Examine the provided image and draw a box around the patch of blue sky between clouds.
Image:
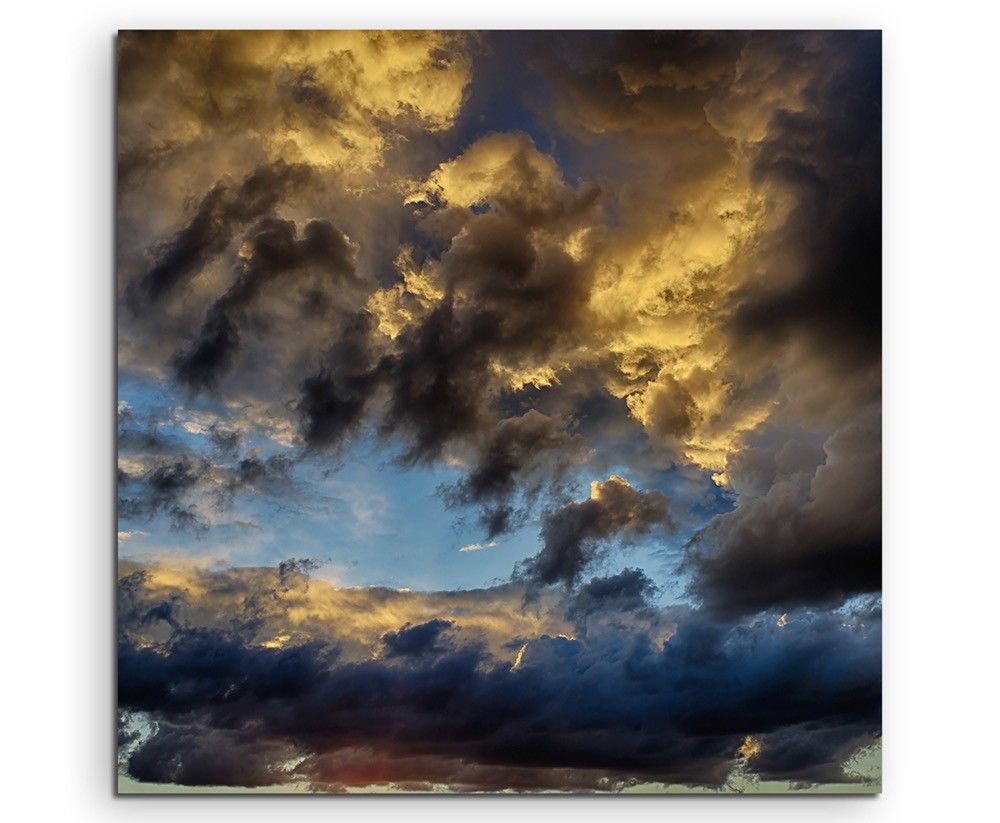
[119,370,728,600]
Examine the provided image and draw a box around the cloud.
[372,203,597,464]
[411,131,601,227]
[118,458,211,532]
[686,406,881,618]
[125,724,298,788]
[535,31,747,137]
[721,31,882,424]
[566,567,658,621]
[381,618,454,658]
[563,568,671,643]
[117,413,299,533]
[116,560,570,659]
[172,216,357,391]
[459,541,497,553]
[126,162,312,310]
[521,31,881,476]
[120,31,881,495]
[295,311,383,451]
[116,31,478,455]
[117,31,473,177]
[443,410,587,538]
[117,560,880,792]
[518,475,674,588]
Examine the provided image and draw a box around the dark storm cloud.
[234,558,321,636]
[126,724,297,788]
[478,505,515,542]
[296,311,383,451]
[172,216,356,391]
[217,453,294,504]
[652,609,880,739]
[749,724,880,785]
[520,29,884,618]
[117,567,879,791]
[727,31,881,374]
[563,568,671,643]
[449,412,581,503]
[609,31,748,91]
[126,162,312,309]
[566,568,658,622]
[686,407,881,618]
[169,309,239,394]
[537,31,748,135]
[518,476,674,588]
[381,619,454,658]
[722,438,826,500]
[376,298,495,461]
[495,367,677,504]
[117,405,188,458]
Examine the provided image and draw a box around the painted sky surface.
[116,30,881,794]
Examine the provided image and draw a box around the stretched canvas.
[116,30,882,794]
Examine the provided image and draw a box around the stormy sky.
[116,30,881,793]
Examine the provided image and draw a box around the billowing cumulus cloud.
[117,30,881,793]
[117,30,472,178]
[686,406,881,618]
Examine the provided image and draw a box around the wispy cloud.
[459,540,497,553]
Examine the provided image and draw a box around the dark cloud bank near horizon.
[118,563,880,791]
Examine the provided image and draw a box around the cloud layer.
[118,562,880,791]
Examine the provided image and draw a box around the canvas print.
[116,30,881,794]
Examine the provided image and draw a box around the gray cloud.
[117,562,880,791]
[172,216,356,391]
[126,162,312,310]
[686,406,881,618]
[519,476,674,588]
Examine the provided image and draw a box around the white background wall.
[2,2,996,820]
